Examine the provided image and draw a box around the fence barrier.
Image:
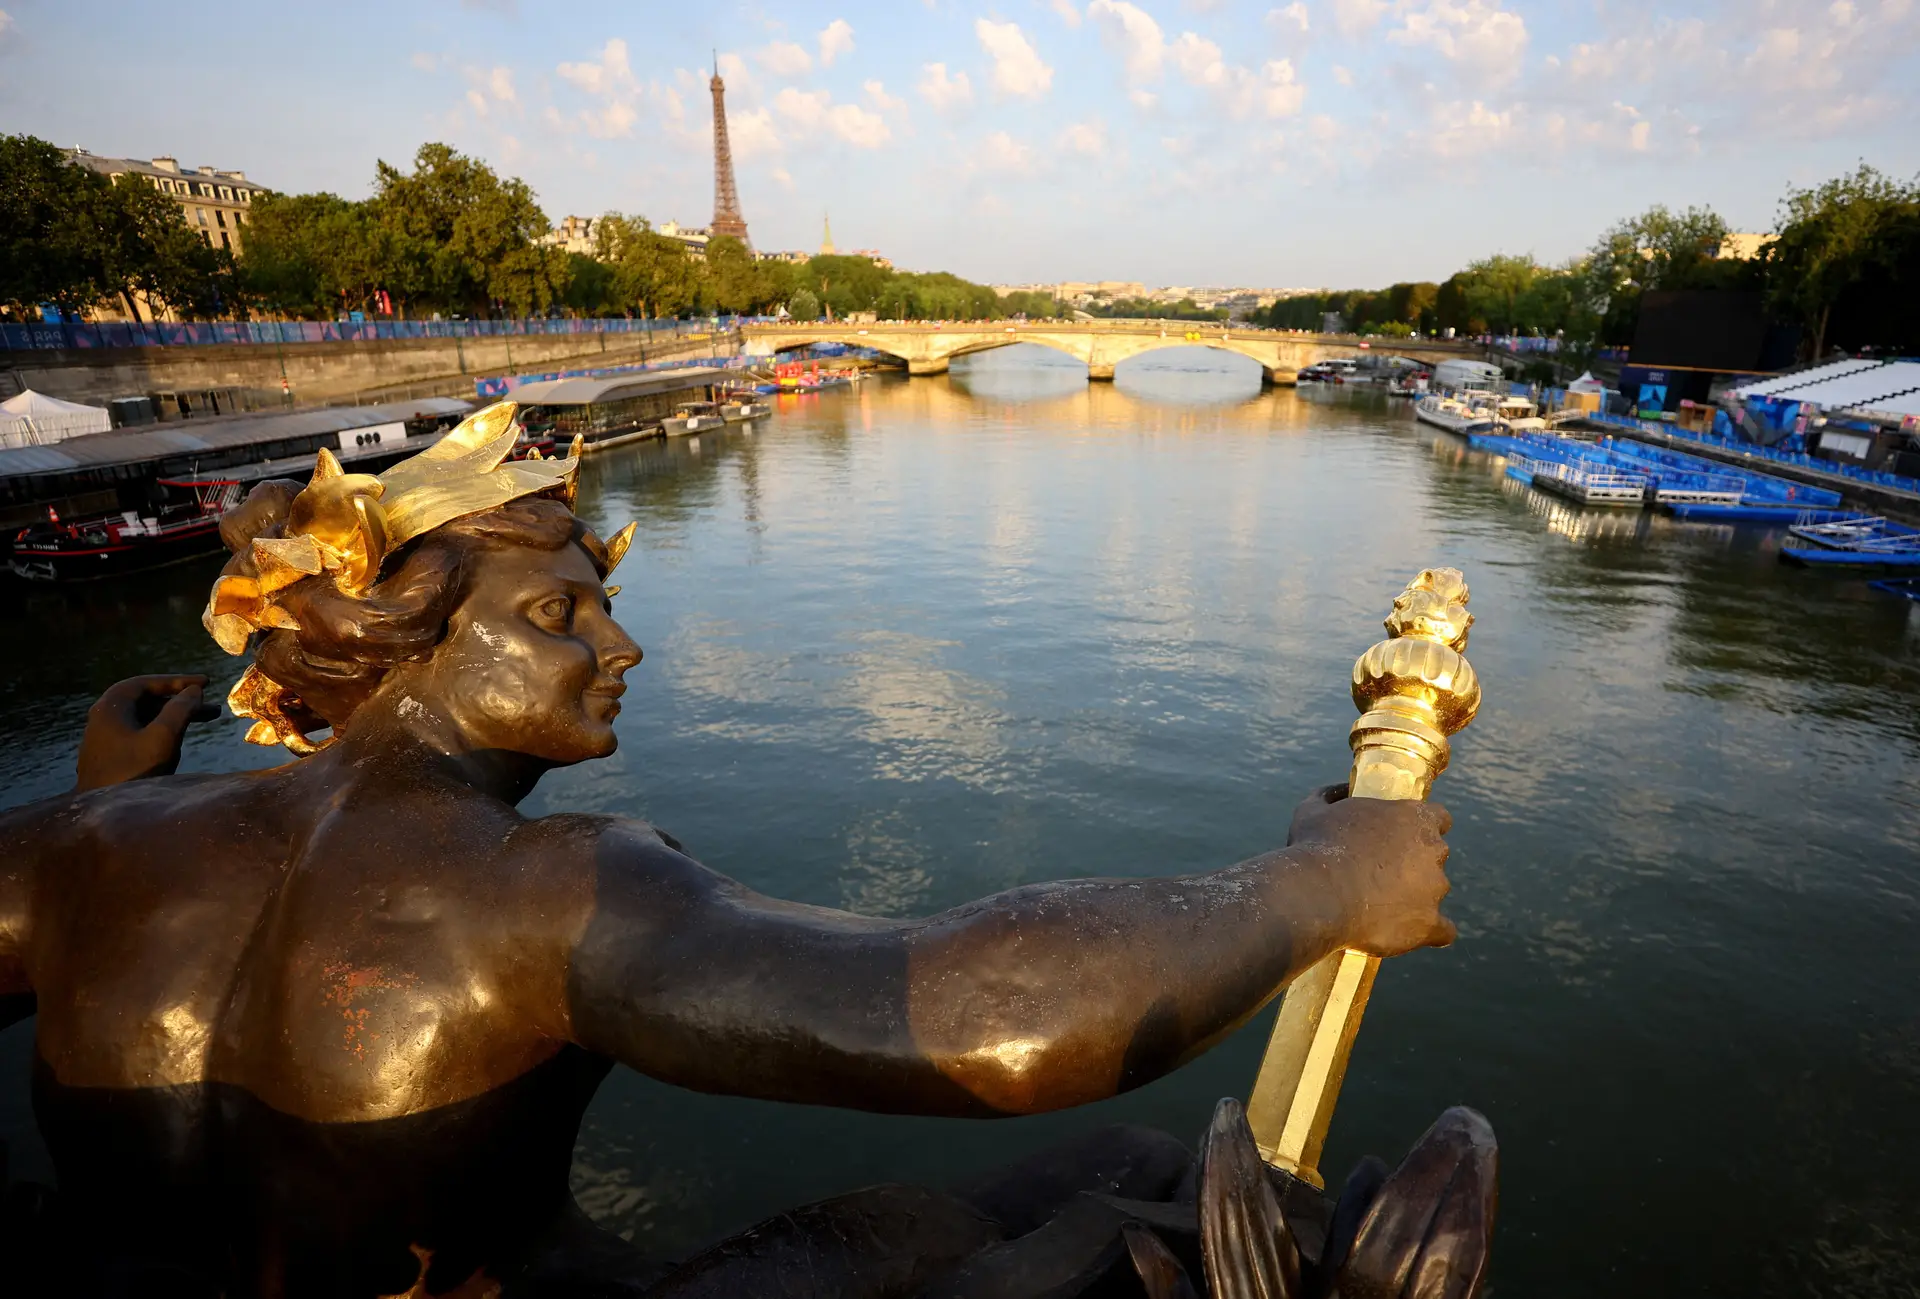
[0,316,763,352]
[1587,411,1920,497]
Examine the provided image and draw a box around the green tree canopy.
[370,142,566,317]
[1765,164,1920,357]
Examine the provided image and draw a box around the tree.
[370,143,563,317]
[101,178,236,320]
[595,214,700,318]
[0,135,106,318]
[1765,164,1920,358]
[787,287,821,321]
[241,192,402,319]
[1583,204,1731,344]
[702,235,762,314]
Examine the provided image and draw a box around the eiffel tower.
[709,54,750,247]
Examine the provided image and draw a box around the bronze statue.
[0,405,1465,1297]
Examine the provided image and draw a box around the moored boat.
[719,391,773,422]
[1414,393,1497,434]
[9,477,243,582]
[661,402,727,437]
[1785,515,1920,550]
[1780,516,1920,568]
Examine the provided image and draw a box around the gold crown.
[201,400,636,753]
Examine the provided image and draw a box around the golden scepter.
[1245,568,1481,1186]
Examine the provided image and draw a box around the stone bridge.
[741,321,1481,383]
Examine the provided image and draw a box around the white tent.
[1568,371,1606,395]
[0,389,113,449]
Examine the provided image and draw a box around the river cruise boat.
[9,476,243,582]
[661,402,727,437]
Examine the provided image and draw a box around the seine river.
[3,346,1918,1295]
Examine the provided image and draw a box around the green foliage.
[997,289,1061,318]
[1764,165,1920,357]
[0,134,233,321]
[787,287,822,321]
[1081,296,1228,322]
[594,214,700,319]
[370,143,568,317]
[1582,204,1737,344]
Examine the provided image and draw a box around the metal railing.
[0,316,760,352]
[1587,411,1920,497]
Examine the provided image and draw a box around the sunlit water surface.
[4,346,1919,1295]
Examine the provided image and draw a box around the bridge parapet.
[741,322,1480,384]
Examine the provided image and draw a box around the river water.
[3,346,1918,1295]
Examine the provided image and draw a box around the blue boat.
[1782,546,1920,568]
[1869,577,1920,601]
[1786,515,1920,550]
[1662,504,1871,525]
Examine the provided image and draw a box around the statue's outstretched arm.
[0,674,219,1030]
[568,794,1451,1118]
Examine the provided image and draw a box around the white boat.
[719,393,773,422]
[1414,392,1497,433]
[661,401,727,437]
[1492,395,1547,433]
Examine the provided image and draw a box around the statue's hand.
[75,675,221,790]
[1288,785,1455,957]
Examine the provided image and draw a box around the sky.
[4,0,1918,288]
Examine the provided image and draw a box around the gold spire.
[820,212,835,256]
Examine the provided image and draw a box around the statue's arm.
[0,796,75,1030]
[568,797,1450,1117]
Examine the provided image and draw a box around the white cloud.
[1087,0,1167,82]
[487,66,517,105]
[976,19,1054,98]
[1059,119,1109,155]
[557,39,632,96]
[918,61,975,111]
[730,108,782,159]
[1332,63,1353,85]
[1389,0,1529,74]
[1420,98,1514,158]
[410,51,442,73]
[975,130,1037,173]
[1333,0,1386,37]
[1268,2,1310,33]
[553,39,642,138]
[0,10,14,40]
[1253,59,1307,117]
[770,166,796,190]
[819,19,856,67]
[1050,0,1083,25]
[864,79,907,114]
[758,40,814,76]
[1170,31,1226,86]
[774,87,894,147]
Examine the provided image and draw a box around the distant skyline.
[4,0,1917,287]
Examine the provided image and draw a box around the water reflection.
[2,356,1917,1296]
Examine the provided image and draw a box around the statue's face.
[414,540,642,765]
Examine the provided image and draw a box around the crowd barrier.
[0,316,761,352]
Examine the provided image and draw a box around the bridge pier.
[1088,364,1116,382]
[907,358,950,376]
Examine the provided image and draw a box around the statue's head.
[202,403,641,765]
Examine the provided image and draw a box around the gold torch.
[1244,568,1481,1187]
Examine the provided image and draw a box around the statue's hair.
[220,480,608,734]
